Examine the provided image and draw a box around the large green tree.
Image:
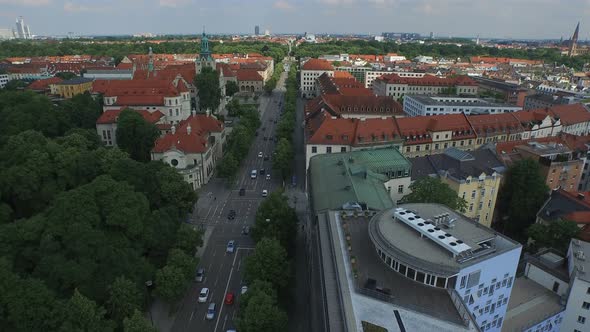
[225,81,239,97]
[253,191,298,255]
[237,291,288,332]
[107,276,143,324]
[195,67,221,112]
[244,238,290,290]
[497,159,549,242]
[400,177,468,212]
[116,109,160,162]
[272,138,294,180]
[155,265,188,304]
[123,310,158,332]
[528,220,580,254]
[59,290,115,332]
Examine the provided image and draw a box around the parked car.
[226,240,235,253]
[206,302,216,320]
[198,288,209,303]
[195,268,205,282]
[224,292,235,305]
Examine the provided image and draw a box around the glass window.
[311,146,317,153]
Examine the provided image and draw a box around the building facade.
[300,58,334,98]
[54,77,94,98]
[373,73,478,100]
[403,95,521,117]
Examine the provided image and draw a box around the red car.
[224,292,235,305]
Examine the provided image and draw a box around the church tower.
[569,22,580,57]
[195,30,216,74]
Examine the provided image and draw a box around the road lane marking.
[221,314,228,331]
[214,248,240,332]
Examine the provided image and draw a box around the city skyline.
[0,0,589,39]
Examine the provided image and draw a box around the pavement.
[152,68,290,332]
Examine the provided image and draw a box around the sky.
[0,0,589,39]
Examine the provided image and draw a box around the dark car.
[239,188,246,196]
[228,210,236,220]
[242,226,250,235]
[263,136,268,141]
[259,169,265,175]
[263,155,269,161]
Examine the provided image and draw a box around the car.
[227,210,236,220]
[198,288,209,303]
[195,268,205,282]
[262,189,268,197]
[226,240,235,253]
[259,169,265,175]
[263,155,269,161]
[263,136,268,141]
[251,169,257,179]
[242,226,250,235]
[258,152,263,158]
[241,286,248,295]
[206,302,216,320]
[224,292,235,305]
[266,174,271,180]
[239,188,246,196]
[262,127,266,131]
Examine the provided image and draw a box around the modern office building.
[15,16,31,39]
[255,25,260,36]
[403,95,521,117]
[0,74,9,89]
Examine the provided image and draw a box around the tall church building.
[195,31,216,74]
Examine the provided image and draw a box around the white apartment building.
[300,58,334,99]
[365,71,426,88]
[0,74,9,88]
[403,95,522,117]
[562,240,590,332]
[372,73,478,99]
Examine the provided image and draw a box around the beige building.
[55,77,94,98]
[410,148,505,227]
[300,58,334,99]
[372,73,478,99]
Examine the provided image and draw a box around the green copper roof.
[309,148,411,214]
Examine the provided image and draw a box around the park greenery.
[272,64,297,180]
[0,39,288,64]
[0,89,201,331]
[216,103,261,180]
[195,67,222,112]
[116,108,160,162]
[264,62,284,94]
[400,176,468,212]
[496,159,550,243]
[237,190,298,331]
[225,80,239,97]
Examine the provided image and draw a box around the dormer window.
[326,134,333,140]
[342,135,349,141]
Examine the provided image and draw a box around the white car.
[262,189,268,197]
[198,288,209,303]
[226,240,235,253]
[266,174,271,180]
[258,151,263,158]
[241,286,248,295]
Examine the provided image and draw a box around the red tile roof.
[333,71,354,79]
[495,136,562,155]
[547,104,590,125]
[152,114,224,154]
[307,115,357,145]
[302,58,334,71]
[236,69,263,81]
[353,118,400,146]
[307,94,402,118]
[27,77,63,91]
[96,108,163,124]
[466,113,524,136]
[375,73,477,86]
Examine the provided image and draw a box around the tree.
[237,291,288,332]
[175,223,203,255]
[401,177,468,212]
[497,159,549,242]
[155,265,188,303]
[253,191,298,255]
[217,152,239,179]
[195,67,221,112]
[272,138,293,180]
[107,276,143,324]
[58,290,115,332]
[528,220,580,254]
[167,248,198,280]
[225,80,239,97]
[238,279,276,310]
[123,309,158,332]
[116,108,160,162]
[244,238,290,290]
[60,92,102,129]
[4,80,28,90]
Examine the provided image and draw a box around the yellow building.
[409,148,504,227]
[55,77,94,99]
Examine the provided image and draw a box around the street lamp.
[145,280,154,326]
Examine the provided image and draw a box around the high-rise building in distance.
[14,16,32,39]
[255,25,260,36]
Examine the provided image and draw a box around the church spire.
[200,27,212,61]
[148,46,154,73]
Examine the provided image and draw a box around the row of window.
[377,247,455,289]
[405,140,473,153]
[480,316,503,331]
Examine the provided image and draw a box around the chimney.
[578,193,586,200]
[187,124,192,134]
[206,108,211,117]
[192,109,196,117]
[171,125,176,134]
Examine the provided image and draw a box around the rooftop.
[570,239,590,283]
[369,203,521,275]
[502,277,564,332]
[57,77,94,85]
[406,95,520,110]
[309,149,412,213]
[302,58,334,71]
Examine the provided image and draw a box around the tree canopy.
[400,176,468,212]
[244,238,291,291]
[195,67,221,112]
[528,220,580,254]
[115,108,160,162]
[253,191,298,255]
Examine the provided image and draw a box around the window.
[170,159,179,166]
[469,203,474,211]
[471,190,476,199]
[326,147,332,153]
[578,316,586,324]
[311,146,317,153]
[583,302,590,310]
[552,282,559,293]
[397,185,404,194]
[467,271,480,288]
[340,147,346,152]
[460,276,467,289]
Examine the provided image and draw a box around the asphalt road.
[170,70,287,332]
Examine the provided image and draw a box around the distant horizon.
[0,0,589,40]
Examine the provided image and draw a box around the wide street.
[169,68,287,332]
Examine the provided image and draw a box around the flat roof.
[571,239,590,283]
[370,203,520,275]
[502,278,564,332]
[406,95,520,109]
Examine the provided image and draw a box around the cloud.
[273,0,295,11]
[159,0,190,7]
[0,0,50,6]
[63,2,109,12]
[319,0,354,4]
